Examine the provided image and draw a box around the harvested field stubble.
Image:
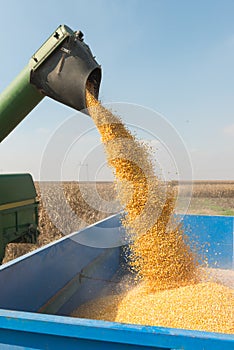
[189,181,234,198]
[176,181,234,215]
[3,181,233,264]
[2,182,119,263]
[2,183,234,260]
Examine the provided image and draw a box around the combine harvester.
[0,24,101,263]
[0,25,233,350]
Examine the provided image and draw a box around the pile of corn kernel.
[73,279,233,333]
[73,90,234,334]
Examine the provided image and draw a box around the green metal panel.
[0,173,37,205]
[0,204,39,262]
[2,212,16,230]
[1,204,38,239]
[30,25,74,70]
[0,64,44,142]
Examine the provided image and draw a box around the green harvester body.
[0,174,39,262]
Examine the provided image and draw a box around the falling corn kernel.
[72,89,234,335]
[85,89,198,287]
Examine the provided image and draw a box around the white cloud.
[223,124,234,135]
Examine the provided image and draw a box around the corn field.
[2,180,234,264]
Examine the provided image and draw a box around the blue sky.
[0,0,234,180]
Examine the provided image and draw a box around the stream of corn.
[72,90,234,334]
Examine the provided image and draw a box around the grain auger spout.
[0,24,101,142]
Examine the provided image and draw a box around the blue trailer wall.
[179,214,234,268]
[0,213,233,350]
[0,309,233,350]
[0,214,123,313]
[0,213,233,312]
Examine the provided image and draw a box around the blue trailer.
[0,213,233,350]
